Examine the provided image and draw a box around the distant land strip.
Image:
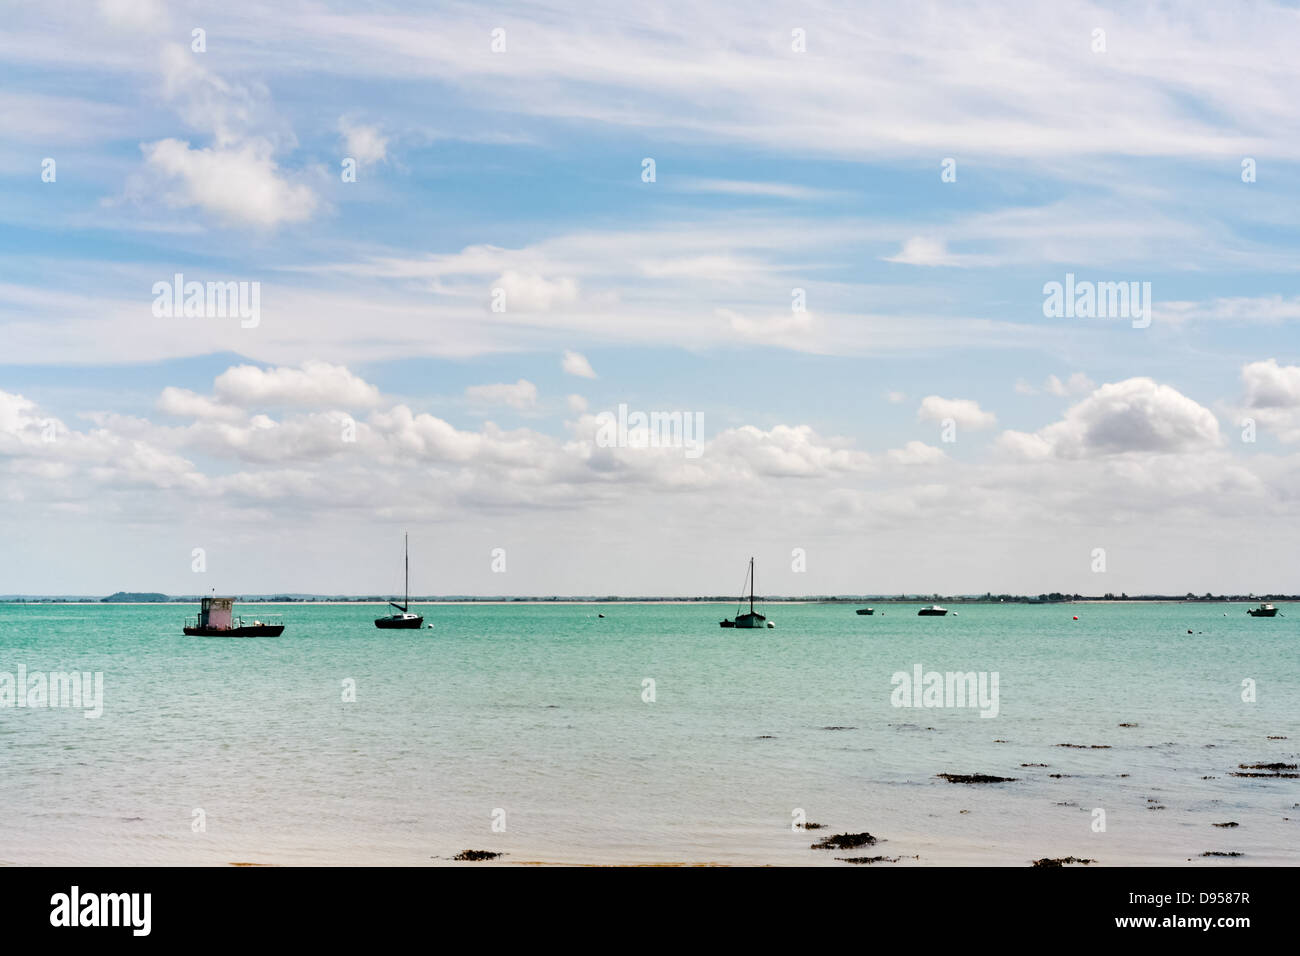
[0,591,1295,605]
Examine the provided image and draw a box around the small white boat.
[918,605,949,616]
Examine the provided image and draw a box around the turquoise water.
[0,601,1296,865]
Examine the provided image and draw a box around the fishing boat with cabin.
[183,596,284,637]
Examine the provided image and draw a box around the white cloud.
[156,387,245,422]
[1019,373,1096,397]
[886,441,947,466]
[1241,358,1300,441]
[723,308,814,343]
[213,361,381,408]
[141,138,318,228]
[1000,377,1221,459]
[339,117,387,166]
[884,238,954,267]
[918,396,997,430]
[883,237,995,268]
[465,379,539,411]
[1045,373,1095,397]
[1157,296,1300,325]
[97,0,168,32]
[562,350,597,379]
[492,272,579,312]
[567,394,589,413]
[676,179,834,200]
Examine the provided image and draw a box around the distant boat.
[918,605,949,616]
[1247,603,1279,617]
[184,596,283,637]
[856,607,875,615]
[720,557,774,629]
[375,534,427,629]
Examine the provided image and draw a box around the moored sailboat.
[375,533,428,629]
[720,557,774,629]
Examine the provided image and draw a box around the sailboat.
[374,533,427,629]
[720,557,774,629]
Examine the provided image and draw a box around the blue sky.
[3,1,1300,596]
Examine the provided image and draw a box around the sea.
[0,601,1295,865]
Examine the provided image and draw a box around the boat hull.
[375,616,425,629]
[856,608,874,615]
[1247,608,1278,617]
[917,609,948,616]
[184,625,284,637]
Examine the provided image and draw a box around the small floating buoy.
[1188,629,1193,634]
[1073,616,1078,620]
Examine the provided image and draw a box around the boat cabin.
[197,597,234,630]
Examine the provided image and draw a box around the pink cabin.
[197,597,234,630]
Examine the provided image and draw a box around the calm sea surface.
[1,601,1295,865]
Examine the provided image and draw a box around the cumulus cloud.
[492,272,579,312]
[134,45,316,228]
[465,379,538,411]
[1240,358,1300,441]
[156,386,246,422]
[999,377,1221,459]
[213,361,381,408]
[918,396,997,430]
[707,424,871,478]
[562,350,597,379]
[142,138,317,227]
[339,117,387,166]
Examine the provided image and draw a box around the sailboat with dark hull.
[375,534,426,629]
[720,557,774,629]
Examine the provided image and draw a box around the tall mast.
[749,556,754,614]
[404,532,410,610]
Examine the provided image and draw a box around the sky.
[2,0,1300,597]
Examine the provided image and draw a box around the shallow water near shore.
[1,601,1296,866]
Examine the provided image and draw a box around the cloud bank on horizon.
[2,1,1300,595]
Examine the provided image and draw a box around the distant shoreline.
[1,596,1291,606]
